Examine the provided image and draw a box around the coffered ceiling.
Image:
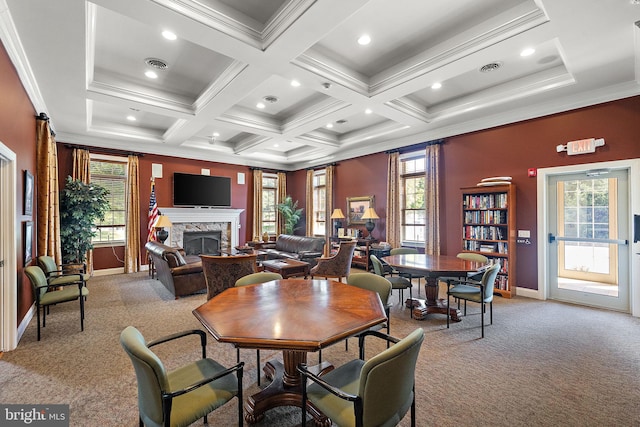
[2,0,640,170]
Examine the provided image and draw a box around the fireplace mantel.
[160,207,244,249]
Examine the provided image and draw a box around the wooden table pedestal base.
[406,276,462,321]
[244,351,333,425]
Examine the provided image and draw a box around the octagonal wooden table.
[193,278,387,425]
[383,254,488,320]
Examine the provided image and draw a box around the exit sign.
[557,138,605,156]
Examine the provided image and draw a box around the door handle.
[548,233,556,244]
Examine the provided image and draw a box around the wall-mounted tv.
[173,173,232,207]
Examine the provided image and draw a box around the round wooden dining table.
[192,278,387,425]
[383,253,488,320]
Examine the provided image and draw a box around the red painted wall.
[441,97,640,289]
[57,146,254,268]
[0,42,37,323]
[58,96,640,290]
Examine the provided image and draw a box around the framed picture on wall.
[346,196,374,225]
[24,170,34,216]
[24,221,33,266]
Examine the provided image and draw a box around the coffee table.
[262,258,309,278]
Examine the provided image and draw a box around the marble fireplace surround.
[160,207,244,251]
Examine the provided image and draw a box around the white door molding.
[0,140,17,351]
[537,158,640,316]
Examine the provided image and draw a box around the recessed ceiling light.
[291,80,301,87]
[145,70,158,79]
[256,102,265,109]
[520,48,535,57]
[431,82,442,90]
[126,115,136,121]
[162,30,177,41]
[326,123,333,128]
[212,132,220,137]
[365,108,372,114]
[357,34,371,45]
[273,143,279,147]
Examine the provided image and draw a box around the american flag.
[147,179,158,242]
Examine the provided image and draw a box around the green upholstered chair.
[234,271,282,287]
[299,328,424,427]
[37,255,90,289]
[446,262,501,338]
[119,326,244,427]
[310,241,357,282]
[346,273,393,355]
[389,247,422,297]
[370,255,413,317]
[234,271,283,385]
[24,265,88,341]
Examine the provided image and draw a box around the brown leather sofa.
[262,234,325,267]
[145,241,205,298]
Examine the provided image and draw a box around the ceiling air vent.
[479,62,502,73]
[145,58,168,70]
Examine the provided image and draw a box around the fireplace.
[159,207,244,251]
[183,230,222,256]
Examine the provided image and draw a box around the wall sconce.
[154,215,172,244]
[330,208,346,238]
[361,208,379,240]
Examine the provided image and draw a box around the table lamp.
[361,208,379,239]
[330,208,346,237]
[154,215,172,244]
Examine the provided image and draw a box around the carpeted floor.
[1,271,640,427]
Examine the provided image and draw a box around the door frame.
[536,158,640,316]
[0,140,18,351]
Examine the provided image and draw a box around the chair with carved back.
[309,241,357,282]
[200,254,257,300]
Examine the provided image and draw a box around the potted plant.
[277,195,303,235]
[60,176,110,264]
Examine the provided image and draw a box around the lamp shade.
[330,208,346,219]
[154,215,173,228]
[361,208,379,220]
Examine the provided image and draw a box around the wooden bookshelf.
[461,184,516,298]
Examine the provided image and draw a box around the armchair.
[234,271,283,386]
[370,255,413,316]
[309,241,357,282]
[346,272,393,354]
[37,255,89,289]
[119,326,244,427]
[200,254,257,300]
[24,265,88,341]
[447,262,501,338]
[299,328,424,427]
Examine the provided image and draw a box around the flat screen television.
[173,173,232,207]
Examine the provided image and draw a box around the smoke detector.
[144,57,168,70]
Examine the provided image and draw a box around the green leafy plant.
[277,195,303,235]
[60,176,110,264]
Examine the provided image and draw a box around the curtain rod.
[36,112,56,136]
[385,138,445,154]
[63,144,145,157]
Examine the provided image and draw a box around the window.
[312,170,326,236]
[261,173,278,234]
[400,154,426,244]
[90,157,127,245]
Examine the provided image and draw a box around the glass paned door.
[548,170,629,311]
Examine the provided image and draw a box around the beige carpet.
[1,272,640,426]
